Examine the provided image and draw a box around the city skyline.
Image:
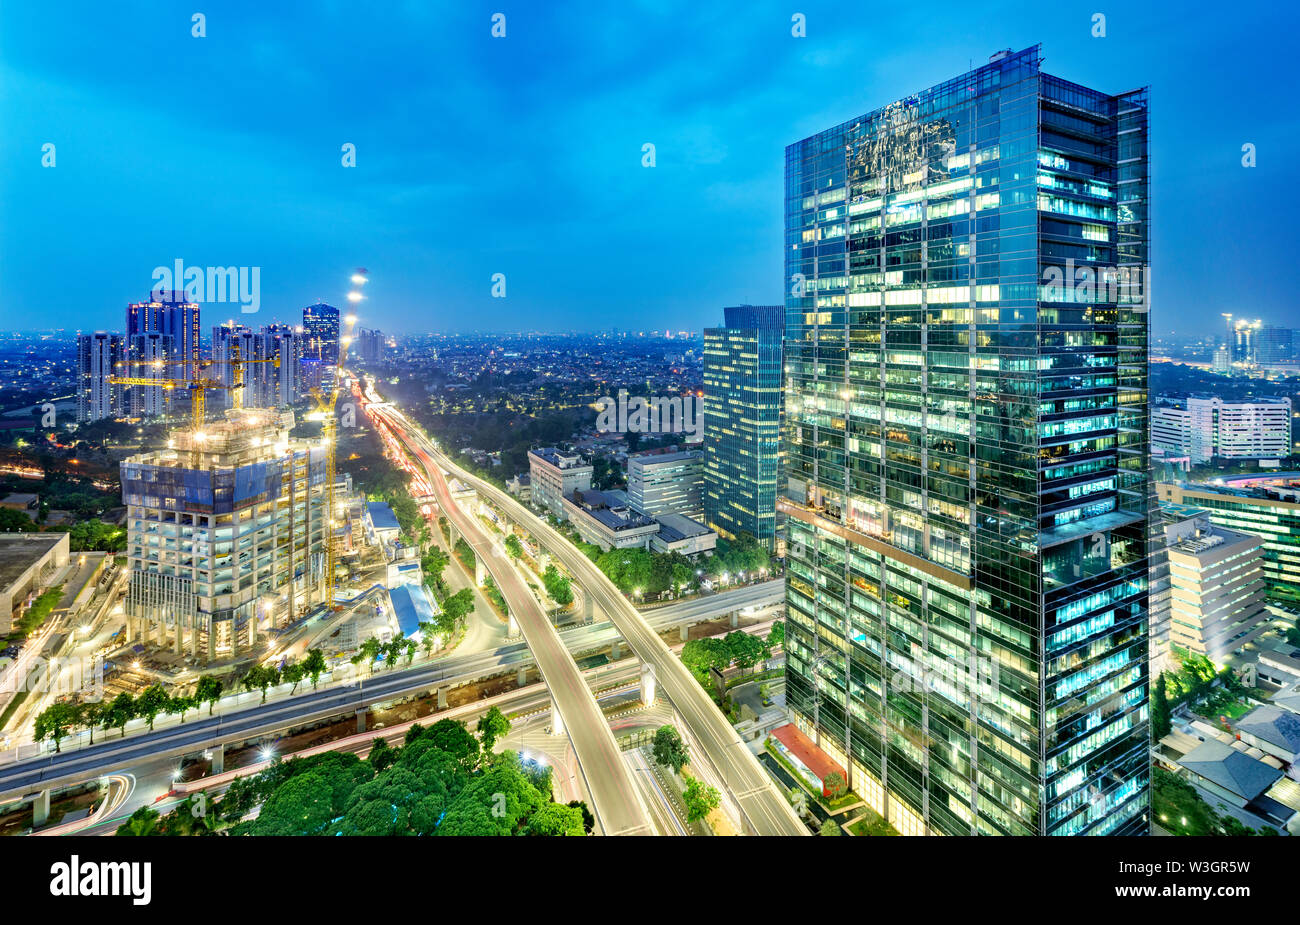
[2,2,1297,336]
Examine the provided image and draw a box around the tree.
[419,621,438,658]
[820,818,841,836]
[282,659,306,694]
[169,692,198,724]
[302,649,327,690]
[767,620,785,651]
[523,801,585,836]
[504,534,523,559]
[567,800,596,834]
[78,700,103,745]
[103,692,135,738]
[439,588,476,637]
[115,806,161,837]
[682,774,720,824]
[542,564,574,607]
[242,665,281,703]
[195,675,224,716]
[367,737,398,773]
[651,724,689,774]
[476,706,511,752]
[1152,673,1173,741]
[34,701,79,752]
[822,770,848,801]
[724,630,766,674]
[135,684,171,731]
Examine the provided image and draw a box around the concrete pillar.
[640,661,657,705]
[679,625,689,643]
[551,695,566,738]
[475,558,487,586]
[211,744,224,774]
[508,612,519,636]
[538,552,550,573]
[610,640,621,660]
[437,687,448,709]
[582,591,594,622]
[32,789,50,827]
[730,611,740,628]
[355,708,367,734]
[517,666,527,686]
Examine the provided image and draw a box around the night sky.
[1,0,1295,336]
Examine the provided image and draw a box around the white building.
[1164,513,1269,663]
[528,447,592,521]
[627,449,704,520]
[1152,395,1291,464]
[76,332,124,423]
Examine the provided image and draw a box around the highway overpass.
[371,401,807,837]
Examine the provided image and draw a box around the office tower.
[76,332,123,423]
[127,290,201,380]
[627,448,704,520]
[1158,480,1300,606]
[211,323,258,409]
[1229,318,1261,366]
[127,332,175,417]
[303,302,341,390]
[1162,511,1268,664]
[781,47,1150,836]
[527,447,592,521]
[1152,395,1291,463]
[1256,324,1295,368]
[702,305,783,550]
[120,408,329,661]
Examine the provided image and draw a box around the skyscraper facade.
[781,47,1151,835]
[127,290,201,379]
[303,302,341,390]
[127,332,176,417]
[702,305,783,550]
[76,332,124,423]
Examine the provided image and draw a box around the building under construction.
[120,407,330,661]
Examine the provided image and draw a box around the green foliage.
[195,675,224,715]
[135,684,170,731]
[820,818,841,836]
[302,649,327,689]
[55,518,126,552]
[1152,673,1172,740]
[115,806,161,837]
[822,770,848,801]
[504,534,523,558]
[541,563,573,606]
[523,801,585,836]
[476,705,511,752]
[651,724,689,774]
[34,701,79,752]
[5,584,63,642]
[682,773,720,824]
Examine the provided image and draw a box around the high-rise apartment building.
[303,302,341,390]
[1152,395,1291,463]
[702,305,783,550]
[211,322,304,409]
[76,332,124,423]
[127,332,176,417]
[627,448,704,520]
[781,47,1150,835]
[121,408,329,661]
[127,290,201,380]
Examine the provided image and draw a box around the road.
[396,414,656,837]
[371,400,806,836]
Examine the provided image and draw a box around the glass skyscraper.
[303,302,341,390]
[703,305,783,551]
[781,47,1151,835]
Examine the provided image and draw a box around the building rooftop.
[0,533,66,590]
[529,447,588,470]
[367,501,400,532]
[389,583,438,640]
[1179,738,1283,801]
[628,449,700,467]
[566,489,656,532]
[654,512,713,543]
[1236,704,1300,755]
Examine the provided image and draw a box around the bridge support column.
[640,661,657,706]
[582,591,594,622]
[680,625,690,643]
[538,552,550,573]
[211,744,224,774]
[610,640,621,660]
[356,708,367,734]
[550,695,566,738]
[437,687,448,709]
[730,611,740,628]
[517,666,527,686]
[508,612,519,636]
[475,558,487,586]
[447,521,459,548]
[32,789,50,828]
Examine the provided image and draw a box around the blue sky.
[1,0,1295,335]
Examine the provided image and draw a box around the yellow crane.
[209,341,281,410]
[108,366,227,433]
[309,293,362,608]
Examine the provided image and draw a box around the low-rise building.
[627,449,704,520]
[528,447,592,521]
[1235,704,1300,767]
[650,512,716,557]
[563,488,658,551]
[1152,395,1292,463]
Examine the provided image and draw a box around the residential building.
[627,448,704,520]
[703,304,782,550]
[1151,395,1291,463]
[528,447,592,521]
[126,332,175,417]
[782,47,1151,835]
[127,290,201,381]
[120,408,329,661]
[76,332,124,423]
